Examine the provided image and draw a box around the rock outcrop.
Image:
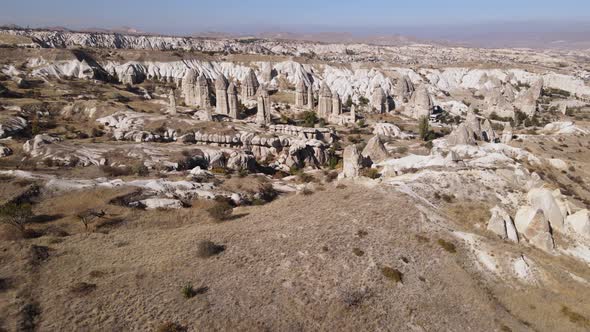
[407,85,433,119]
[295,80,307,107]
[0,144,12,157]
[501,122,513,144]
[182,70,211,108]
[0,116,27,138]
[256,88,271,125]
[373,122,407,138]
[370,86,387,113]
[342,145,361,178]
[242,68,259,99]
[317,82,333,119]
[227,83,240,119]
[307,85,314,110]
[514,207,555,252]
[215,73,229,115]
[167,90,177,115]
[566,209,590,237]
[332,92,342,116]
[362,136,388,163]
[488,206,519,242]
[395,75,414,103]
[447,123,476,146]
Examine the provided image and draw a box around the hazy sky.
[1,0,589,34]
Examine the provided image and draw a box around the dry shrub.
[446,202,491,226]
[70,282,97,296]
[156,322,187,332]
[437,239,457,253]
[352,248,365,257]
[206,198,233,222]
[197,240,225,258]
[561,306,590,329]
[381,266,403,283]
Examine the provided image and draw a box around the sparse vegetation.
[381,266,403,283]
[207,198,233,222]
[437,239,457,253]
[0,202,34,235]
[197,240,226,258]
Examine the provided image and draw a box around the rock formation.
[227,83,239,119]
[447,123,476,146]
[566,209,590,237]
[481,119,496,142]
[167,90,177,115]
[501,122,513,144]
[487,206,519,242]
[0,144,12,157]
[182,70,211,108]
[514,207,555,252]
[215,73,229,115]
[307,85,314,110]
[350,104,356,123]
[332,92,342,116]
[362,136,389,163]
[242,68,259,99]
[515,78,543,117]
[317,82,333,119]
[395,75,414,103]
[295,80,307,107]
[370,86,387,113]
[256,88,271,125]
[408,85,433,119]
[342,145,361,178]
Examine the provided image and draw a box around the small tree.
[344,95,353,108]
[418,116,430,141]
[0,203,34,234]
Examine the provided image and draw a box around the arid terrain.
[0,28,590,331]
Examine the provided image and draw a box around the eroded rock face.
[362,136,388,163]
[527,188,565,231]
[373,122,405,138]
[481,119,497,142]
[256,88,271,125]
[407,85,433,119]
[318,82,333,119]
[447,123,476,146]
[514,78,543,117]
[342,145,361,178]
[370,86,387,113]
[488,206,518,242]
[242,68,259,99]
[566,209,590,237]
[215,73,229,115]
[395,75,414,103]
[514,207,555,252]
[332,92,342,116]
[182,69,211,108]
[227,83,239,119]
[295,80,307,107]
[501,122,513,144]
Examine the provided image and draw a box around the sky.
[1,0,589,35]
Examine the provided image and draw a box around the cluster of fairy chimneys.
[180,68,259,118]
[180,66,401,126]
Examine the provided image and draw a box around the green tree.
[0,203,34,234]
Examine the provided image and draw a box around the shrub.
[134,164,149,177]
[301,188,314,196]
[70,282,97,296]
[358,96,369,106]
[197,240,225,258]
[101,165,133,177]
[207,199,233,222]
[258,183,278,203]
[395,146,408,154]
[437,239,457,253]
[301,111,318,127]
[325,171,338,183]
[361,168,381,179]
[381,266,403,283]
[182,283,196,299]
[156,322,187,332]
[297,172,314,183]
[352,248,365,256]
[0,203,34,234]
[418,116,430,141]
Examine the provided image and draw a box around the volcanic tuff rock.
[242,68,259,99]
[228,82,240,119]
[295,80,307,107]
[342,145,361,178]
[407,85,433,119]
[256,88,271,125]
[362,135,389,163]
[318,81,333,119]
[370,86,387,113]
[215,73,229,115]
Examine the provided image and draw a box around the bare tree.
[77,209,106,231]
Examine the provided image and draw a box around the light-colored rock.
[447,123,476,146]
[514,206,554,252]
[332,92,342,116]
[480,119,496,142]
[373,122,407,138]
[256,88,271,125]
[295,79,307,107]
[140,198,183,210]
[395,75,414,102]
[361,136,388,163]
[487,206,518,242]
[227,82,240,119]
[501,122,513,144]
[318,81,333,119]
[566,209,590,237]
[215,73,229,115]
[167,89,177,115]
[549,158,567,170]
[242,68,259,99]
[370,86,387,113]
[407,85,433,119]
[0,116,27,138]
[527,188,565,231]
[342,145,361,178]
[0,144,12,157]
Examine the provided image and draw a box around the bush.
[101,165,133,177]
[197,240,225,258]
[301,111,318,127]
[0,203,34,234]
[361,168,381,179]
[207,199,233,222]
[358,96,369,106]
[437,239,457,253]
[418,116,430,141]
[182,283,196,299]
[134,164,149,176]
[258,183,278,203]
[381,266,403,283]
[157,322,187,332]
